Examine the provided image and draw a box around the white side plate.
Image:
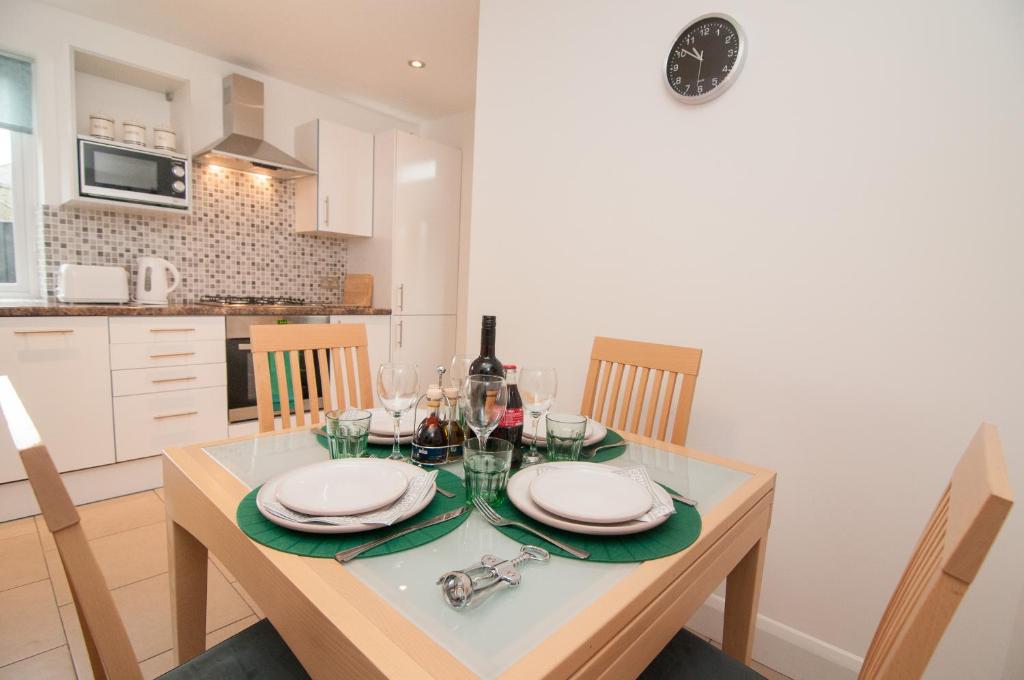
[529,466,652,524]
[275,459,409,516]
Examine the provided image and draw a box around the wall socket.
[319,275,341,290]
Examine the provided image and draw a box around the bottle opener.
[437,545,550,609]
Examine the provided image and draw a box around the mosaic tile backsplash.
[41,163,347,302]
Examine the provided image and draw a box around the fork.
[472,497,590,560]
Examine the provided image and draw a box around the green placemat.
[490,487,701,563]
[316,428,628,463]
[237,467,468,559]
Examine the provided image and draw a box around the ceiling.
[40,0,479,121]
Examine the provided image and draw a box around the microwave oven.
[77,135,190,210]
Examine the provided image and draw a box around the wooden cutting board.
[342,274,373,307]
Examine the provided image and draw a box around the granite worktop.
[0,301,391,317]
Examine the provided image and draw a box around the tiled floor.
[0,490,792,680]
[0,491,260,680]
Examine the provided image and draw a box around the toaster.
[57,264,130,304]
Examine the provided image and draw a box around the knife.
[312,427,456,498]
[334,506,468,563]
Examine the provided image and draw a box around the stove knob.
[172,180,186,193]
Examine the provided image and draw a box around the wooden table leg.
[722,537,767,664]
[167,519,208,664]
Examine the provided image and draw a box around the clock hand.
[679,46,702,61]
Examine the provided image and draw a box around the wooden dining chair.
[640,422,1013,680]
[250,323,373,433]
[580,336,702,446]
[0,376,310,680]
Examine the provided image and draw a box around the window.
[0,52,38,299]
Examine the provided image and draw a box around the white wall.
[420,110,475,354]
[0,0,418,205]
[468,2,1024,679]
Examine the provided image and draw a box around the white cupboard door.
[0,318,115,482]
[391,315,456,380]
[329,315,389,407]
[319,121,374,237]
[112,386,227,462]
[391,133,462,315]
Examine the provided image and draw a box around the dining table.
[162,426,776,679]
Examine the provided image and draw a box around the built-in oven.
[78,135,190,210]
[226,315,329,423]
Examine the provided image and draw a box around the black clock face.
[666,16,743,102]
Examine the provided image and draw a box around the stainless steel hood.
[193,74,315,179]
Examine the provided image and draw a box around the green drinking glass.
[463,437,514,507]
[325,409,372,459]
[544,413,587,462]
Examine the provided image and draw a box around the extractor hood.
[193,74,314,179]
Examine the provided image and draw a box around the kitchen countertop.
[0,301,392,317]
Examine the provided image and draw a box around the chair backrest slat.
[580,337,702,447]
[251,323,373,432]
[859,423,1013,680]
[0,377,143,680]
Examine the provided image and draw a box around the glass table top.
[205,431,751,679]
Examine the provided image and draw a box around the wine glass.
[462,375,507,450]
[448,355,474,389]
[519,367,557,468]
[377,363,419,461]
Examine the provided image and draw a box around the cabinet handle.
[153,410,199,421]
[396,320,404,348]
[238,343,251,351]
[324,195,330,227]
[151,376,197,384]
[149,328,196,333]
[149,352,196,359]
[14,329,75,335]
[397,283,405,311]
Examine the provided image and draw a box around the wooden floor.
[0,490,792,680]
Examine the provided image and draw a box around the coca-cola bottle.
[492,364,524,466]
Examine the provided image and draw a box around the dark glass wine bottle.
[469,315,505,378]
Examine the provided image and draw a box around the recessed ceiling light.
[408,59,426,69]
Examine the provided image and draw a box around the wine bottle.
[492,364,524,466]
[469,315,505,378]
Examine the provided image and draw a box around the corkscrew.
[436,545,550,610]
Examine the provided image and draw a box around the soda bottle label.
[500,407,524,427]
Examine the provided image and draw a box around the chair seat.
[639,628,767,680]
[159,619,310,680]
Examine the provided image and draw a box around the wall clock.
[665,14,746,104]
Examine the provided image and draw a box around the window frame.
[0,129,40,300]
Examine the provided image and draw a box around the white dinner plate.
[275,459,409,516]
[507,462,671,536]
[529,466,652,524]
[520,416,607,448]
[256,463,434,534]
[369,408,416,436]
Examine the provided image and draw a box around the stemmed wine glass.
[519,367,557,468]
[462,375,508,450]
[377,363,419,461]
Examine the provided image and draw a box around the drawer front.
[112,363,226,397]
[110,339,225,370]
[109,316,225,344]
[113,386,227,462]
[0,317,115,482]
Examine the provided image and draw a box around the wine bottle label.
[411,444,448,466]
[500,408,524,427]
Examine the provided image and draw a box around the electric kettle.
[135,257,180,305]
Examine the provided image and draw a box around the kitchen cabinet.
[108,316,227,462]
[0,317,116,483]
[294,119,374,236]
[390,315,457,380]
[348,131,461,315]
